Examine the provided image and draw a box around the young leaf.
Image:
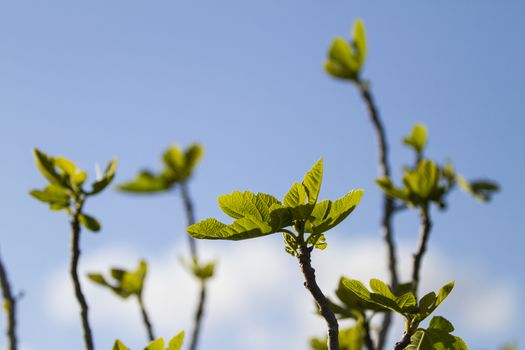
[55,156,87,186]
[183,144,204,177]
[145,338,165,350]
[29,185,70,208]
[353,19,367,71]
[163,146,185,179]
[167,331,185,350]
[187,216,274,241]
[91,159,118,195]
[112,340,129,350]
[78,213,101,232]
[284,182,308,208]
[407,316,467,350]
[118,171,171,193]
[310,190,364,234]
[456,176,499,202]
[403,124,428,154]
[33,148,67,188]
[325,38,358,80]
[302,158,323,205]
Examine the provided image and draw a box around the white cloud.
[44,234,517,349]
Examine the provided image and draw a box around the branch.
[297,245,339,350]
[356,79,399,350]
[138,295,156,341]
[411,209,433,296]
[393,332,411,350]
[362,318,375,350]
[181,182,208,350]
[189,280,207,350]
[70,200,95,350]
[0,251,18,350]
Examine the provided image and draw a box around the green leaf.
[87,273,109,287]
[302,159,323,205]
[118,171,171,193]
[79,213,101,232]
[29,185,70,208]
[403,124,428,154]
[33,148,67,188]
[407,316,467,350]
[284,182,308,207]
[183,144,204,176]
[456,176,499,202]
[91,159,118,195]
[145,338,165,350]
[167,331,185,350]
[55,156,87,186]
[334,277,388,316]
[376,177,409,202]
[428,316,454,333]
[310,190,364,234]
[112,340,129,350]
[353,19,367,71]
[370,279,396,300]
[218,191,278,222]
[187,216,275,241]
[120,260,147,295]
[403,160,440,203]
[325,38,358,80]
[163,146,185,176]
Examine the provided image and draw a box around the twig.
[411,209,432,296]
[356,79,399,350]
[70,200,95,350]
[393,332,411,350]
[181,182,208,350]
[0,251,18,350]
[363,318,375,350]
[138,295,156,341]
[298,244,339,350]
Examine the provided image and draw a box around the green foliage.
[113,332,184,350]
[88,260,148,299]
[406,316,467,350]
[325,19,367,81]
[118,144,203,193]
[180,257,216,281]
[376,124,499,210]
[187,159,364,255]
[30,149,116,230]
[403,124,428,155]
[310,323,365,350]
[341,278,455,333]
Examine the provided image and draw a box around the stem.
[181,182,208,350]
[0,251,18,350]
[411,209,432,296]
[189,280,207,350]
[393,333,411,350]
[356,79,399,350]
[138,295,155,341]
[363,319,375,350]
[70,200,95,350]
[297,244,339,350]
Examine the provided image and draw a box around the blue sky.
[0,1,523,349]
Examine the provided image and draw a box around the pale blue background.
[0,1,523,349]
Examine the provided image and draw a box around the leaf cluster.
[29,148,117,232]
[118,144,203,193]
[113,332,184,350]
[341,278,455,335]
[187,159,364,256]
[88,260,148,299]
[376,124,499,211]
[325,20,367,81]
[407,316,467,350]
